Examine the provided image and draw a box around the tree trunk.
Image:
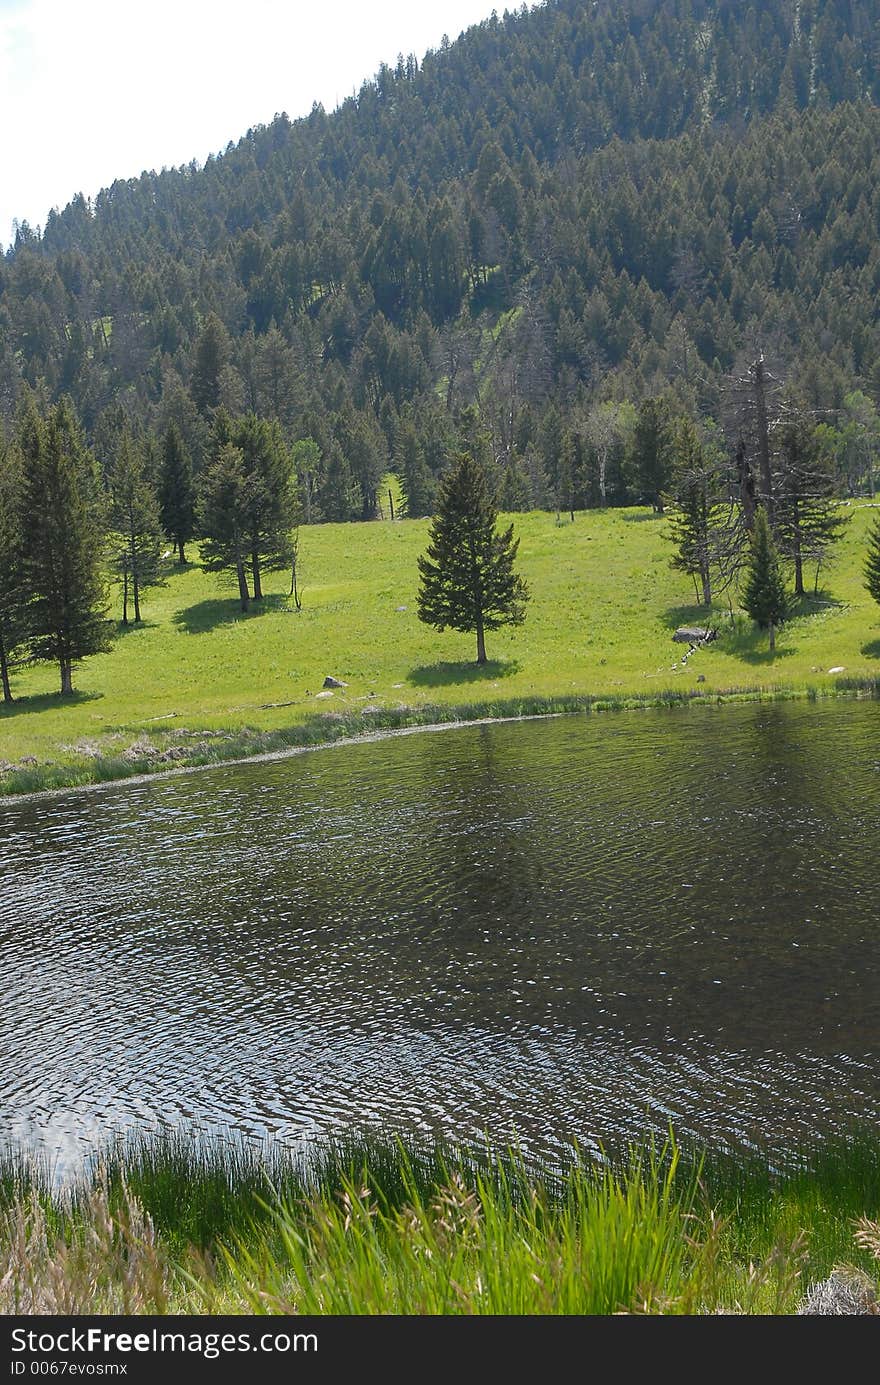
[769,619,776,653]
[251,550,263,600]
[792,496,804,596]
[236,549,250,612]
[289,549,302,610]
[60,658,73,695]
[598,449,608,507]
[132,568,141,623]
[0,629,12,703]
[177,537,186,565]
[476,615,487,664]
[700,567,712,605]
[122,568,129,626]
[754,355,774,521]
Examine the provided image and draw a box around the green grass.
[1,1131,878,1314]
[3,501,880,795]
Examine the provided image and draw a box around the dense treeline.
[0,0,879,521]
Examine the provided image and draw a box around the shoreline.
[2,674,879,803]
[2,1127,878,1315]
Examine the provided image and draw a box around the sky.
[0,0,510,248]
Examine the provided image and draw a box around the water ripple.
[2,699,880,1175]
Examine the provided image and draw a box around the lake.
[2,699,879,1175]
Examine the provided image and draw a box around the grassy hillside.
[2,502,880,794]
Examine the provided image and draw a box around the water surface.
[2,700,879,1173]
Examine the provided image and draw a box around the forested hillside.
[1,0,879,518]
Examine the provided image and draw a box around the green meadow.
[2,500,880,794]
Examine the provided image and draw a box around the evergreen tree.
[417,451,529,664]
[107,430,164,625]
[741,507,789,652]
[160,422,195,564]
[395,416,436,517]
[18,396,111,695]
[775,409,848,595]
[318,445,362,522]
[0,440,29,701]
[666,417,725,605]
[222,414,298,599]
[197,443,253,611]
[864,516,880,610]
[292,438,321,525]
[632,396,675,512]
[191,314,231,416]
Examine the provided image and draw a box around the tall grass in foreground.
[1,1131,878,1314]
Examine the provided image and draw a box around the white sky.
[0,0,510,248]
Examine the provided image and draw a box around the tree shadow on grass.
[660,604,718,632]
[113,619,159,637]
[735,643,797,665]
[173,594,290,634]
[660,604,798,664]
[790,590,847,614]
[725,622,797,664]
[0,688,102,720]
[861,639,880,660]
[408,659,520,687]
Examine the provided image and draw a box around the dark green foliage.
[222,413,298,598]
[17,397,111,694]
[159,423,195,564]
[864,517,880,610]
[0,2,879,523]
[291,438,321,524]
[395,415,436,518]
[417,452,529,663]
[190,314,231,416]
[0,440,29,700]
[318,446,362,523]
[666,417,728,605]
[197,443,254,611]
[632,397,675,512]
[775,409,849,595]
[107,431,164,625]
[741,507,789,650]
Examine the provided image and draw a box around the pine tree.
[864,517,880,610]
[666,417,725,605]
[107,431,164,625]
[197,443,253,612]
[775,410,849,595]
[160,422,195,564]
[292,438,321,524]
[0,440,29,701]
[395,416,436,517]
[632,396,674,512]
[230,413,298,598]
[190,314,231,416]
[18,396,111,695]
[741,507,789,653]
[417,451,529,664]
[318,445,362,522]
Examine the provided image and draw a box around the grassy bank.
[3,502,880,796]
[2,1131,879,1314]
